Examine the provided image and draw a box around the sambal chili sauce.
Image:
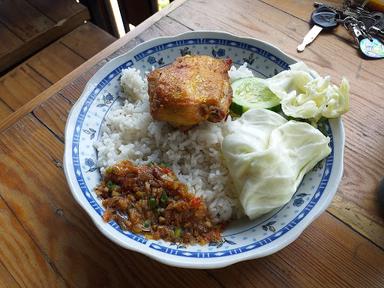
[95,160,222,245]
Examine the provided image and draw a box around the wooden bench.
[0,22,116,122]
[0,0,90,74]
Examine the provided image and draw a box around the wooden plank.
[0,196,66,287]
[26,0,87,22]
[168,0,384,248]
[0,100,12,121]
[0,114,222,287]
[27,42,85,83]
[261,0,348,45]
[0,23,114,114]
[60,22,116,60]
[212,214,384,288]
[0,0,90,73]
[0,22,23,59]
[0,64,51,110]
[0,0,188,133]
[57,62,108,104]
[261,0,384,82]
[261,0,342,26]
[32,93,72,142]
[0,0,54,41]
[0,260,20,288]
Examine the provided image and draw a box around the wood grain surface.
[0,100,12,120]
[0,195,66,287]
[60,23,116,60]
[27,42,84,83]
[0,22,23,60]
[0,260,19,288]
[0,22,115,120]
[0,64,51,110]
[0,0,54,41]
[0,0,383,286]
[26,0,86,22]
[0,0,89,73]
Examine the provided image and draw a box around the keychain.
[359,37,384,57]
[300,2,384,58]
[344,17,384,58]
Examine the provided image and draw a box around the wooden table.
[0,0,383,286]
[0,22,116,122]
[0,0,89,74]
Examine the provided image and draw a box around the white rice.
[95,65,251,223]
[228,62,253,82]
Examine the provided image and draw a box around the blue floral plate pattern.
[63,31,345,268]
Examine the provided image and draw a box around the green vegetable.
[148,197,157,209]
[229,101,244,116]
[222,109,331,220]
[105,167,115,174]
[231,77,280,114]
[106,180,120,192]
[267,62,350,123]
[160,192,168,204]
[174,227,182,238]
[159,162,171,168]
[143,220,151,228]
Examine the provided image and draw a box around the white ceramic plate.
[64,31,344,269]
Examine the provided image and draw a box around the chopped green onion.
[107,180,119,191]
[160,162,171,168]
[105,167,114,174]
[160,192,168,204]
[107,180,114,190]
[174,227,182,238]
[143,220,151,228]
[148,197,157,209]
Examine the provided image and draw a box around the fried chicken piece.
[147,55,232,128]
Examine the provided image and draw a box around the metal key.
[297,6,340,52]
[297,25,323,51]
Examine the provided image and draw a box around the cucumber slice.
[231,77,281,114]
[229,101,244,115]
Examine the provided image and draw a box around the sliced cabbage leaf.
[267,62,350,123]
[222,109,331,220]
[228,62,350,123]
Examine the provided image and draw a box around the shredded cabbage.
[267,62,350,123]
[222,109,331,220]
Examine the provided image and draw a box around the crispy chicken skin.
[147,55,232,128]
